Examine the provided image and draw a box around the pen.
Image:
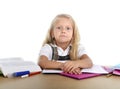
[21,71,41,78]
[13,71,30,77]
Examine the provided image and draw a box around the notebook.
[42,69,62,73]
[42,65,108,74]
[61,72,101,80]
[60,65,109,80]
[111,64,120,75]
[113,69,120,75]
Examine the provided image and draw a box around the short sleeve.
[39,44,52,60]
[78,44,87,58]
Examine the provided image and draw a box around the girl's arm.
[38,55,63,69]
[76,54,93,68]
[38,54,93,74]
[62,54,93,73]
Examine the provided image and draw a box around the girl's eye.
[66,27,71,30]
[56,27,61,29]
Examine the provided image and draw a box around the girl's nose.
[61,27,66,32]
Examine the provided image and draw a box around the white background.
[0,0,120,65]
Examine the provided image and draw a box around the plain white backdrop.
[0,0,120,65]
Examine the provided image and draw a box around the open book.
[42,65,108,74]
[0,57,42,78]
[42,65,109,80]
[61,65,109,80]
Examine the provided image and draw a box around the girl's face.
[53,17,73,45]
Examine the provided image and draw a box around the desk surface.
[0,74,120,89]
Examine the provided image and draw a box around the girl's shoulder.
[40,44,53,54]
[43,44,50,47]
[43,43,57,47]
[42,43,55,49]
[42,44,51,48]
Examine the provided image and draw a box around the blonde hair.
[42,14,80,60]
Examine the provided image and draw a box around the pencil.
[106,74,112,77]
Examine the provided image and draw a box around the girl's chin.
[57,41,70,44]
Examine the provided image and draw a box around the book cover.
[61,72,101,80]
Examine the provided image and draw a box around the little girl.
[38,14,93,74]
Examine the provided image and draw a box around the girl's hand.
[69,67,81,74]
[62,61,81,74]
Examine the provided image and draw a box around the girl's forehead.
[56,17,71,22]
[55,17,73,25]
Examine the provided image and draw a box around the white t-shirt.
[39,44,87,60]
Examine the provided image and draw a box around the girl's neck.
[55,42,70,50]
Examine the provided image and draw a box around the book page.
[81,65,108,74]
[42,69,62,73]
[42,65,108,74]
[42,61,67,73]
[0,58,42,77]
[0,57,23,62]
